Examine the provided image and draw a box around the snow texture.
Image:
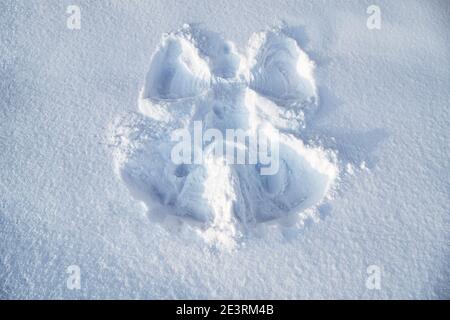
[111,25,338,249]
[0,0,449,299]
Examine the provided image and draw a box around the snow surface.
[0,0,449,299]
[112,25,338,249]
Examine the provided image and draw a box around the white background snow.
[0,0,449,299]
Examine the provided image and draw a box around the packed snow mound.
[110,25,338,248]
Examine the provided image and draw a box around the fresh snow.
[0,0,449,299]
[111,25,338,249]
